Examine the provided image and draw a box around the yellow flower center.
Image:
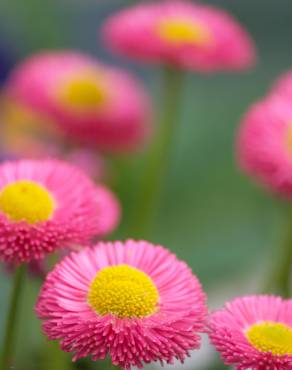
[56,72,107,112]
[0,180,55,224]
[246,322,292,356]
[87,264,159,318]
[156,17,212,46]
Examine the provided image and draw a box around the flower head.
[237,96,292,197]
[36,240,207,369]
[102,1,256,72]
[5,51,151,152]
[0,159,118,264]
[208,295,292,370]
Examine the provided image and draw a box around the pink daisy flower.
[270,70,292,100]
[102,1,256,72]
[5,51,151,152]
[208,295,292,370]
[36,240,207,369]
[237,96,292,197]
[0,159,117,264]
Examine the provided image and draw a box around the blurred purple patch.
[0,43,13,84]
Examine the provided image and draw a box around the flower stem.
[43,254,72,370]
[264,207,292,297]
[130,65,184,238]
[1,264,26,370]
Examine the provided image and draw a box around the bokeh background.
[0,0,292,369]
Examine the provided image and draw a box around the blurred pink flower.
[65,148,105,181]
[36,240,207,369]
[237,96,292,197]
[0,99,63,159]
[102,1,256,72]
[209,295,292,370]
[93,185,121,237]
[5,51,151,153]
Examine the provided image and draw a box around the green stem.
[264,208,292,297]
[43,253,72,370]
[1,264,26,370]
[130,65,184,238]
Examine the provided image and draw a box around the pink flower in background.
[270,70,292,100]
[209,295,292,370]
[36,240,207,369]
[5,51,151,153]
[102,1,256,72]
[65,149,105,181]
[93,185,120,237]
[237,96,292,197]
[0,159,118,263]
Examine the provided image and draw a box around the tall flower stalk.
[264,206,292,297]
[130,66,184,237]
[1,264,26,370]
[103,1,256,238]
[236,86,292,299]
